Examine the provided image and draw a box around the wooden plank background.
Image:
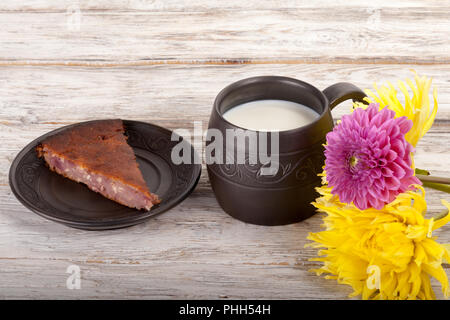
[0,0,449,299]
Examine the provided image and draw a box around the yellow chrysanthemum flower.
[353,70,438,147]
[307,186,450,300]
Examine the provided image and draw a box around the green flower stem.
[415,169,450,193]
[414,170,450,216]
[434,209,449,221]
[415,168,430,176]
[421,181,450,194]
[416,174,450,185]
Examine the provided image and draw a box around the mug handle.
[322,82,367,109]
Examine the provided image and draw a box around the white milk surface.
[222,99,319,131]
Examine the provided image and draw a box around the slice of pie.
[36,119,160,210]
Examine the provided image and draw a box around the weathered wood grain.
[0,64,449,127]
[1,0,448,11]
[0,169,449,299]
[0,0,449,300]
[0,62,449,299]
[0,2,449,63]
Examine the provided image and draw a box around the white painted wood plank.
[0,4,449,63]
[0,64,449,128]
[1,0,447,11]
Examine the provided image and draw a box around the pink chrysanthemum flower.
[324,103,421,210]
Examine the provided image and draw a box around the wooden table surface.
[0,0,449,299]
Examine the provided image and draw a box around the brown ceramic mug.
[206,76,366,225]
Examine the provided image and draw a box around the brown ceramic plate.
[9,120,201,230]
